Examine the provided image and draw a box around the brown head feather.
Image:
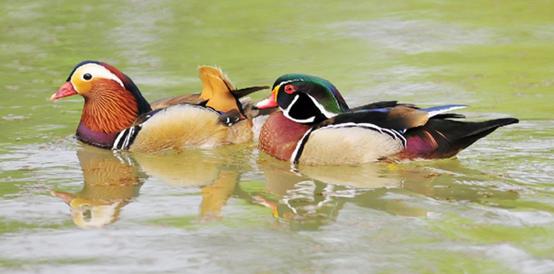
[81,80,138,133]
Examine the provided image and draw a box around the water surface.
[1,1,554,273]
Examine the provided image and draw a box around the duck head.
[51,61,151,148]
[256,74,349,124]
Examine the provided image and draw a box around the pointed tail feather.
[396,117,518,159]
[446,118,519,152]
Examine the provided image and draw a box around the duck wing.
[322,104,466,130]
[150,66,268,113]
[350,101,414,111]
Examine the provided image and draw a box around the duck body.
[52,61,266,152]
[256,74,518,166]
[117,104,252,152]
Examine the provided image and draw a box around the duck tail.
[397,117,519,159]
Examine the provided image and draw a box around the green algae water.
[1,1,553,273]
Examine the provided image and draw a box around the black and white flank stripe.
[290,122,407,165]
[112,124,142,150]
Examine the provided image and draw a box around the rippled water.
[1,1,554,273]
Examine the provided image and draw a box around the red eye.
[284,84,296,94]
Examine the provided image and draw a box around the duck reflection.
[248,156,519,229]
[51,144,519,229]
[52,145,251,227]
[52,147,145,228]
[132,146,248,220]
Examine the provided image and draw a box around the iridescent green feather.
[273,74,350,114]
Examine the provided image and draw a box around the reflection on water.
[133,150,242,220]
[52,147,248,227]
[51,148,145,228]
[2,0,554,271]
[236,156,521,230]
[51,146,520,230]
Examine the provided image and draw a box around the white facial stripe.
[73,63,125,90]
[305,94,338,119]
[281,92,338,124]
[282,94,316,123]
[277,79,304,87]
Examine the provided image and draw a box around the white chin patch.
[282,95,316,123]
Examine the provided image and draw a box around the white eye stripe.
[282,94,337,124]
[277,79,303,87]
[73,63,124,88]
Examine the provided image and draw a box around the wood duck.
[51,61,267,152]
[255,74,518,165]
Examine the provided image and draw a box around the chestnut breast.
[259,112,311,161]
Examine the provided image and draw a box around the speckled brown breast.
[259,112,311,161]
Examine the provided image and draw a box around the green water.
[1,1,553,273]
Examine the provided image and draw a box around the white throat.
[282,95,316,123]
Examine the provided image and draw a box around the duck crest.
[276,74,350,114]
[99,62,152,115]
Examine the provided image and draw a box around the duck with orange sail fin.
[51,61,269,152]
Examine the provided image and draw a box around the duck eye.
[83,73,92,81]
[284,84,297,94]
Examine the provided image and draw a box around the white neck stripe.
[305,94,338,119]
[277,79,303,87]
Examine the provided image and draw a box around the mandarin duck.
[51,61,268,152]
[255,74,518,165]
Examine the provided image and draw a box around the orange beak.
[255,86,279,109]
[50,82,77,101]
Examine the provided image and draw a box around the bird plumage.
[52,61,268,151]
[256,74,518,165]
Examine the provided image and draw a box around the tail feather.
[398,117,518,159]
[446,118,519,153]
